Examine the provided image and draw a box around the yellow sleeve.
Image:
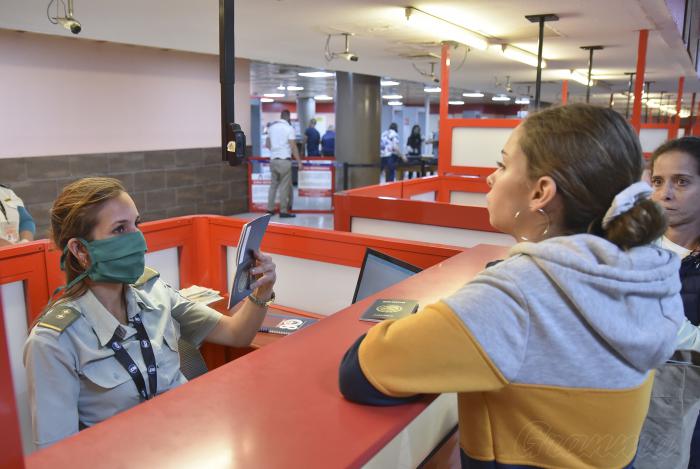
[358,301,508,397]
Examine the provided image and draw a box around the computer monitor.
[352,248,422,304]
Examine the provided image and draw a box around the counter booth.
[0,214,508,468]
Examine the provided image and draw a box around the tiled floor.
[232,212,334,230]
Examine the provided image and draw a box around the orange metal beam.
[561,80,568,105]
[0,289,25,469]
[670,76,684,139]
[438,42,451,177]
[631,29,649,134]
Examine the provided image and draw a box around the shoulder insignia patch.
[37,306,80,333]
[132,266,160,287]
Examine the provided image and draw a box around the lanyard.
[107,313,158,400]
[0,201,6,221]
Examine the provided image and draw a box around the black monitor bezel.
[351,248,422,304]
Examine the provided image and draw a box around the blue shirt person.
[321,126,335,157]
[304,118,321,156]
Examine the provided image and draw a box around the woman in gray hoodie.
[340,103,683,469]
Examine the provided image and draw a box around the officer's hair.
[47,177,126,307]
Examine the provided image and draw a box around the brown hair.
[651,136,700,176]
[47,177,126,307]
[519,103,666,249]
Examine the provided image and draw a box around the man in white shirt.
[380,123,405,183]
[266,110,301,218]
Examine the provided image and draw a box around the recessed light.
[515,97,530,104]
[462,92,485,98]
[286,85,304,91]
[448,100,465,105]
[263,93,285,98]
[387,101,403,106]
[298,71,335,78]
[492,95,511,102]
[314,95,333,101]
[382,94,403,100]
[260,98,274,103]
[381,80,400,86]
[424,87,441,93]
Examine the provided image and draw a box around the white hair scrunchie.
[601,181,652,229]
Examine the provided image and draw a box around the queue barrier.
[0,214,465,463]
[334,175,514,248]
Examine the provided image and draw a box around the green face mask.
[60,231,148,289]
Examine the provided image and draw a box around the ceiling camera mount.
[325,33,359,62]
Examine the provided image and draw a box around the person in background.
[24,177,277,448]
[0,184,35,246]
[380,122,405,183]
[339,104,682,468]
[304,118,321,157]
[321,125,335,157]
[405,124,431,160]
[650,136,700,466]
[266,109,301,218]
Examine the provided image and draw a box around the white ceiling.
[1,0,698,107]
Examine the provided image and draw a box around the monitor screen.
[352,248,422,304]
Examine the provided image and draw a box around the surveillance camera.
[337,52,358,62]
[58,17,81,34]
[433,77,440,84]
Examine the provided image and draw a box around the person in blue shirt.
[304,118,321,157]
[0,184,36,246]
[321,125,335,157]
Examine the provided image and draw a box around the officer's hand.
[250,250,276,301]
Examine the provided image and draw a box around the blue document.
[228,213,271,308]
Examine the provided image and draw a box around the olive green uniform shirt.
[23,271,222,449]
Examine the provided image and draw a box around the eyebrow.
[111,215,141,227]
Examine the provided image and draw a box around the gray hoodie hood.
[510,234,683,372]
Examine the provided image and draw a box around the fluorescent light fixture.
[404,7,489,51]
[381,80,400,86]
[387,101,403,106]
[645,100,660,109]
[492,95,511,102]
[298,71,335,78]
[679,110,690,118]
[382,94,403,100]
[462,92,485,98]
[263,93,285,98]
[448,100,465,105]
[515,97,530,104]
[277,84,286,90]
[424,86,441,93]
[500,45,545,68]
[286,85,304,91]
[314,95,333,101]
[568,70,596,87]
[260,98,274,103]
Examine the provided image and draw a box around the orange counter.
[23,243,506,468]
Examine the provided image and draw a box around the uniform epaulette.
[132,266,160,287]
[37,306,80,333]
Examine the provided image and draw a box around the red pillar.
[670,76,684,139]
[437,42,451,177]
[631,30,648,134]
[561,80,569,105]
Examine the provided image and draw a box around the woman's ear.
[67,238,90,268]
[529,176,558,211]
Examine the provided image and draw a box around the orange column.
[561,80,568,105]
[631,29,648,134]
[437,42,451,177]
[669,76,684,139]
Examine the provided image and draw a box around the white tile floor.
[232,212,334,230]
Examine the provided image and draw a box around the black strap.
[107,313,158,400]
[0,201,6,220]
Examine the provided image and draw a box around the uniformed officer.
[0,184,35,245]
[24,177,277,448]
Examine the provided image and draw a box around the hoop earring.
[514,208,550,242]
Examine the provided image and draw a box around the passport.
[360,299,419,322]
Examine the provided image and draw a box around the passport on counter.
[228,213,272,309]
[258,313,318,335]
[360,299,419,322]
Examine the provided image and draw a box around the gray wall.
[1,148,249,240]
